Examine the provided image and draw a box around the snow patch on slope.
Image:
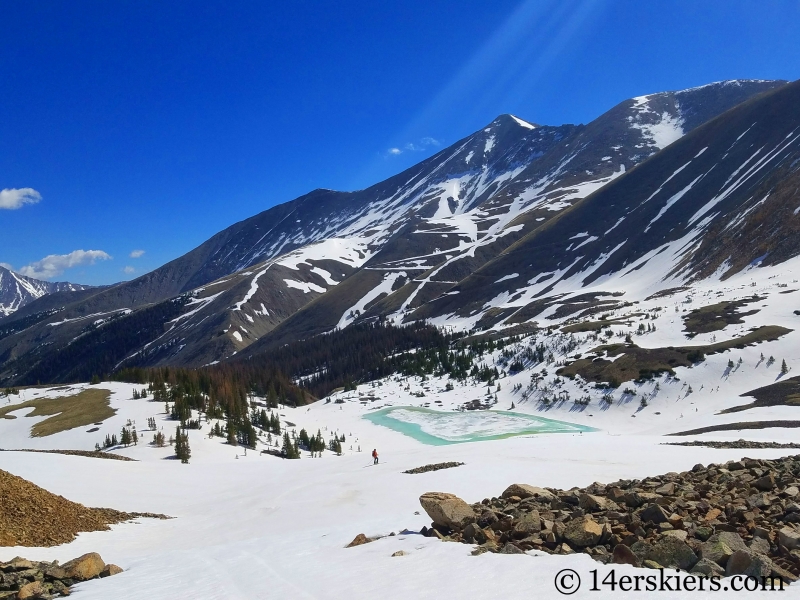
[284,279,326,294]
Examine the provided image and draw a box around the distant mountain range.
[0,265,91,317]
[2,78,797,385]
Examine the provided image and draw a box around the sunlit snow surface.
[364,407,594,445]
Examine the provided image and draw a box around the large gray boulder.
[778,526,800,550]
[563,515,603,547]
[700,532,747,566]
[579,493,618,512]
[725,549,773,578]
[639,503,669,524]
[691,558,725,577]
[612,544,640,567]
[512,510,541,537]
[419,492,476,531]
[501,484,555,501]
[647,535,698,570]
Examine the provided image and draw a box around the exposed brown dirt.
[0,469,169,547]
[0,448,136,461]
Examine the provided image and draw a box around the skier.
[372,448,379,465]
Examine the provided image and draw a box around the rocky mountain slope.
[408,79,800,330]
[0,79,790,383]
[0,265,91,317]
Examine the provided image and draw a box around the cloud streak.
[386,137,441,156]
[0,188,41,210]
[129,249,145,258]
[18,250,112,280]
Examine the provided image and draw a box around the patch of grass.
[557,326,791,387]
[682,297,763,335]
[558,344,693,385]
[645,287,689,301]
[560,314,642,334]
[506,296,564,325]
[667,421,800,436]
[550,299,623,320]
[0,388,116,437]
[721,375,800,414]
[702,325,790,351]
[459,323,538,345]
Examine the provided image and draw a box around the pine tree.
[120,427,131,447]
[181,430,191,463]
[782,359,789,375]
[174,426,183,458]
[132,429,138,445]
[299,428,310,449]
[174,426,190,463]
[282,432,299,459]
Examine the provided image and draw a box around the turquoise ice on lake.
[363,407,596,445]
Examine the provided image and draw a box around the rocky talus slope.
[0,553,122,599]
[418,455,800,583]
[0,469,167,547]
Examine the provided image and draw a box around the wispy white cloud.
[0,188,41,210]
[123,266,136,274]
[129,249,145,258]
[18,250,112,280]
[0,262,14,271]
[386,137,441,157]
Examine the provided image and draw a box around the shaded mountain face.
[410,79,800,329]
[0,266,91,317]
[0,79,791,383]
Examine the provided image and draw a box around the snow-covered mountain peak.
[0,78,792,379]
[508,114,537,130]
[0,265,91,317]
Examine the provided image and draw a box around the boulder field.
[418,455,800,584]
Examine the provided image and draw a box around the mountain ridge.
[0,265,92,317]
[0,78,792,383]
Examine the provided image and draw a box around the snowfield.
[2,258,800,598]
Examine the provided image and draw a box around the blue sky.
[2,0,799,285]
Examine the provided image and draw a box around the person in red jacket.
[372,448,379,464]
